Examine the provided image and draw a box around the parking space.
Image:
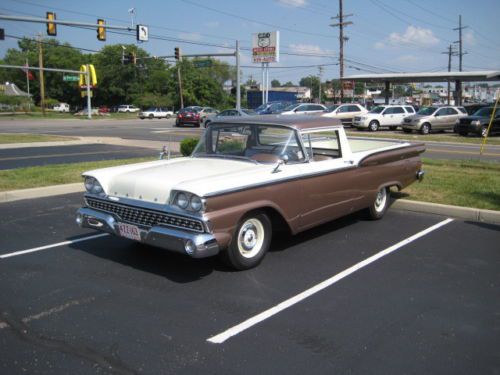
[0,194,499,374]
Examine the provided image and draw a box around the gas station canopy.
[344,70,500,83]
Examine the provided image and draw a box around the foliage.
[180,137,199,156]
[299,75,327,102]
[271,79,281,87]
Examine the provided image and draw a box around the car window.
[392,107,405,114]
[346,105,358,112]
[436,108,448,116]
[369,106,385,114]
[447,108,458,115]
[384,107,395,114]
[457,107,467,114]
[301,130,342,161]
[404,106,415,113]
[337,105,348,113]
[418,107,437,115]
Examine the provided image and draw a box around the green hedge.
[180,137,199,156]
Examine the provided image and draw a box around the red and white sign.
[252,31,280,63]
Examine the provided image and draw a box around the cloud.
[277,0,307,7]
[464,31,476,47]
[396,54,418,63]
[374,41,385,49]
[204,21,220,28]
[288,43,327,55]
[178,32,202,41]
[388,26,439,47]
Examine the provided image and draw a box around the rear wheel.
[148,114,154,119]
[420,123,431,135]
[368,120,379,132]
[221,212,272,270]
[367,187,390,220]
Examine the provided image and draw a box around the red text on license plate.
[117,223,141,241]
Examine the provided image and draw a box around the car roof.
[210,114,342,130]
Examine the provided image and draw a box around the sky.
[0,0,499,85]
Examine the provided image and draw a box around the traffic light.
[46,12,57,36]
[97,19,106,41]
[174,47,181,61]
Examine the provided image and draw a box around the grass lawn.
[0,157,156,192]
[0,133,77,144]
[346,130,500,146]
[392,158,500,211]
[1,156,499,211]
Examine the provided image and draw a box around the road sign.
[63,75,79,82]
[136,25,148,41]
[193,60,212,68]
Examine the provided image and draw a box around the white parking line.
[207,218,454,344]
[0,233,109,259]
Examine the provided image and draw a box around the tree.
[299,76,327,102]
[271,79,281,87]
[283,81,294,87]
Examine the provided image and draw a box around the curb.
[391,199,500,225]
[0,183,83,203]
[1,184,499,225]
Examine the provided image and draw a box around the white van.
[53,103,70,112]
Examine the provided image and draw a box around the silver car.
[402,106,467,134]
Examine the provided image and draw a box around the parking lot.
[1,193,499,374]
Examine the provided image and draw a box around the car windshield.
[327,105,339,112]
[417,107,437,115]
[255,104,268,112]
[182,107,199,113]
[146,107,156,111]
[283,104,299,111]
[473,107,495,117]
[192,124,304,164]
[369,106,385,114]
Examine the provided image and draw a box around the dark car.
[455,107,500,137]
[463,103,490,115]
[255,101,294,115]
[175,106,203,127]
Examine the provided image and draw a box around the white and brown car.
[322,104,368,126]
[77,116,425,270]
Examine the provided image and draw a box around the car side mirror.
[272,154,289,173]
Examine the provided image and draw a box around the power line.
[5,33,100,53]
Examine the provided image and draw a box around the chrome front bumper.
[76,207,219,258]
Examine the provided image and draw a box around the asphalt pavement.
[0,144,159,170]
[0,193,499,374]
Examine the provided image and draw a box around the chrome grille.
[86,197,204,233]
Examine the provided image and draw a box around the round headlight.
[92,181,103,194]
[84,177,95,193]
[190,195,202,211]
[176,193,189,209]
[471,120,481,126]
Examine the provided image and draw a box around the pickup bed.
[77,115,425,269]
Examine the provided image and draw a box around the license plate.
[117,223,141,241]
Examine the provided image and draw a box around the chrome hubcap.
[374,188,387,212]
[237,218,265,258]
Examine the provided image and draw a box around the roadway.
[0,193,498,374]
[0,118,499,163]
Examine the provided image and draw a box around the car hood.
[83,157,292,204]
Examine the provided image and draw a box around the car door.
[445,107,459,129]
[298,129,364,230]
[391,106,406,125]
[434,108,448,130]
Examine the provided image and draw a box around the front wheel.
[420,123,431,135]
[481,126,489,138]
[368,120,379,132]
[222,213,272,270]
[367,187,390,220]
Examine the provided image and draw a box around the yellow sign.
[79,64,97,88]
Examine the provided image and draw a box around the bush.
[180,137,199,156]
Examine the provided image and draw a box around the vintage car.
[76,116,425,270]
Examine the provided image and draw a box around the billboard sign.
[252,31,280,63]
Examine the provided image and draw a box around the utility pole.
[442,44,458,105]
[330,0,353,103]
[318,65,324,103]
[37,34,46,115]
[453,15,468,72]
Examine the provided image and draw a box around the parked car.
[139,107,174,119]
[455,107,500,137]
[117,104,140,113]
[279,103,327,115]
[76,115,425,270]
[98,106,110,114]
[198,107,219,126]
[207,108,255,126]
[322,104,368,126]
[352,105,416,131]
[255,101,293,115]
[52,103,70,112]
[402,106,467,134]
[175,106,203,127]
